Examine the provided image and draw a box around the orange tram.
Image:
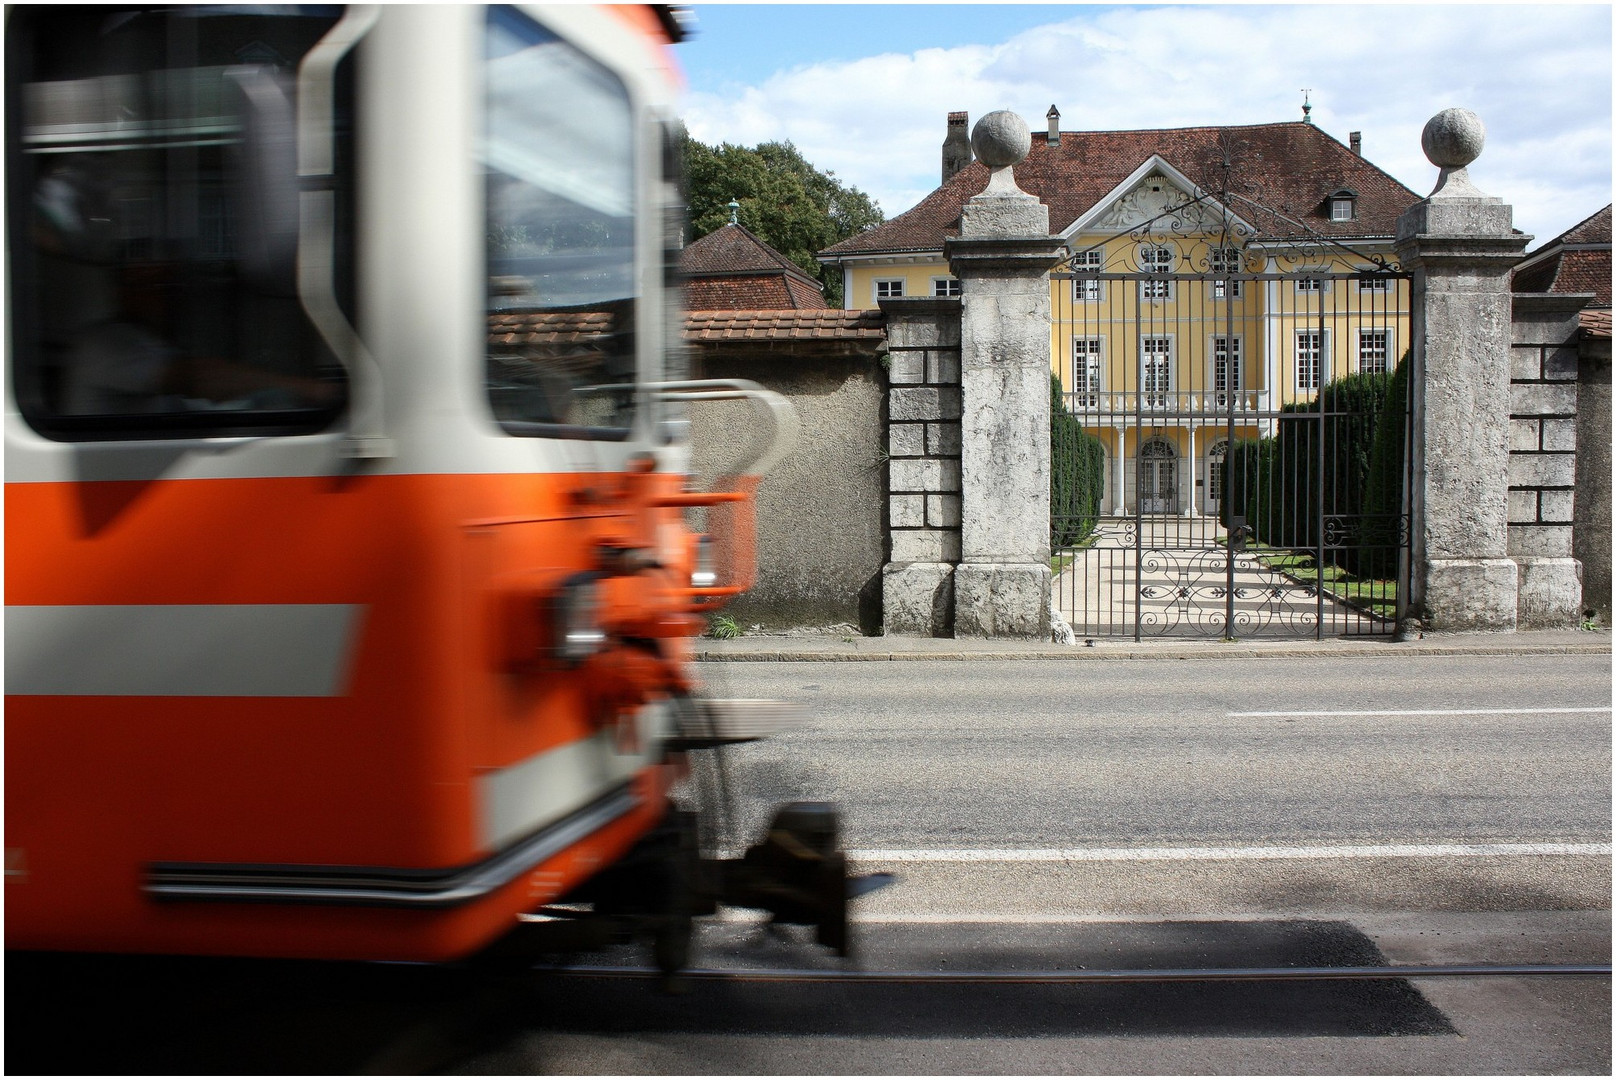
[5,4,847,969]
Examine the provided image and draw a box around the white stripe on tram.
[6,604,365,697]
[847,843,1612,863]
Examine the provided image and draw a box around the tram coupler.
[707,801,850,956]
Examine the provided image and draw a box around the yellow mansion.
[820,112,1420,517]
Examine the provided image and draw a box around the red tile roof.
[679,222,827,309]
[686,273,827,311]
[822,121,1421,258]
[685,308,886,343]
[488,308,886,352]
[1513,204,1611,307]
[489,310,613,348]
[1556,204,1612,247]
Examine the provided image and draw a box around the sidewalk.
[694,627,1611,662]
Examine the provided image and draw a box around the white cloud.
[682,5,1611,246]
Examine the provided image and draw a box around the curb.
[695,639,1612,663]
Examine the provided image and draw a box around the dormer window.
[1327,188,1358,222]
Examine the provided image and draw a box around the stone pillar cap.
[972,110,1032,196]
[1422,108,1490,199]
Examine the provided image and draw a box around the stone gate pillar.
[944,112,1067,637]
[1394,109,1532,631]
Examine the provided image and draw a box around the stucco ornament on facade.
[1092,175,1221,234]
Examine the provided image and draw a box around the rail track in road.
[535,961,1612,983]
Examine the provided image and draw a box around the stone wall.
[1508,294,1585,627]
[688,351,887,632]
[879,298,963,635]
[1575,333,1611,624]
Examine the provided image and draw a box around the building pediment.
[1064,155,1255,243]
[1090,173,1225,232]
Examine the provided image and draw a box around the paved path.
[1055,518,1380,639]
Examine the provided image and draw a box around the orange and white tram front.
[5,4,773,963]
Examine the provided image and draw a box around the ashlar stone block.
[926,350,962,385]
[1422,557,1518,631]
[953,562,1052,638]
[927,494,962,528]
[1509,524,1574,558]
[890,493,924,527]
[1516,556,1582,628]
[1507,489,1539,523]
[1511,383,1577,416]
[891,528,961,563]
[888,423,925,457]
[883,561,954,636]
[1542,418,1578,452]
[1540,489,1575,523]
[888,351,925,385]
[1509,419,1540,452]
[1509,454,1575,489]
[926,422,962,456]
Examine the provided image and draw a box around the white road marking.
[1228,707,1611,718]
[848,843,1611,863]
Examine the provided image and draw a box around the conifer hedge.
[1051,375,1105,549]
[1219,363,1403,572]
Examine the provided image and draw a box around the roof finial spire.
[727,199,740,225]
[1301,89,1313,125]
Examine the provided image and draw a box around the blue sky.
[674,4,1613,249]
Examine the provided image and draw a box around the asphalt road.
[696,653,1612,853]
[12,653,1607,1074]
[445,650,1603,1075]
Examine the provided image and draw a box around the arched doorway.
[1138,436,1177,515]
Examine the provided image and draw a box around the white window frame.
[1071,248,1104,301]
[1330,198,1354,221]
[1071,337,1104,409]
[1140,335,1173,407]
[1210,334,1243,404]
[1208,247,1243,299]
[1295,276,1328,295]
[1358,275,1391,293]
[931,276,961,298]
[1357,327,1392,374]
[874,278,905,301]
[1295,329,1330,390]
[1139,245,1175,301]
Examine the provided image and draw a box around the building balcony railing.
[1062,390,1272,416]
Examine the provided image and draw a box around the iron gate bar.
[539,963,1613,984]
[1050,264,1411,640]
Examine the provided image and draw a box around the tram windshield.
[483,5,638,439]
[6,6,351,440]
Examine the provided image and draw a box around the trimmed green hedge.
[1051,375,1105,549]
[1220,361,1404,572]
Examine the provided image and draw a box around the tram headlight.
[691,534,718,590]
[552,573,607,664]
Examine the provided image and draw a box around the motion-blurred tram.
[6,4,843,967]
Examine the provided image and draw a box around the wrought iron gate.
[1050,230,1413,640]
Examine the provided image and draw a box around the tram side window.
[483,6,637,439]
[7,7,352,440]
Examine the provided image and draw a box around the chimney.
[1349,131,1362,156]
[1046,104,1061,146]
[942,110,972,185]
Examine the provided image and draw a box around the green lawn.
[1241,544,1399,619]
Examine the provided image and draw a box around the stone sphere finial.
[971,110,1031,169]
[1421,108,1485,169]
